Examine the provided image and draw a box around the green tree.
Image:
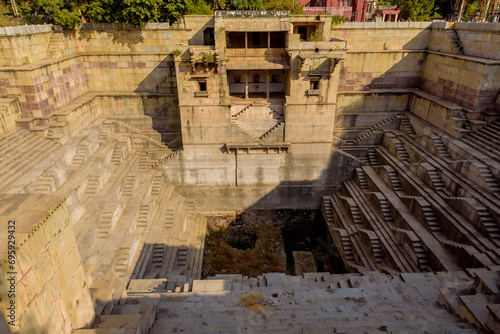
[231,0,266,10]
[398,0,435,20]
[25,0,82,28]
[265,0,303,14]
[186,0,213,15]
[53,7,81,29]
[159,0,190,23]
[121,0,160,26]
[82,0,121,23]
[462,0,479,21]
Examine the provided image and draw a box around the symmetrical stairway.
[231,102,285,141]
[328,113,500,275]
[462,120,500,163]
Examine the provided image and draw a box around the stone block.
[95,314,142,332]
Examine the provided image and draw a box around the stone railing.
[300,40,348,50]
[340,21,433,29]
[303,6,352,17]
[453,22,500,31]
[0,24,57,36]
[80,22,170,30]
[215,10,290,18]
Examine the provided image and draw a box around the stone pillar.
[266,71,270,100]
[268,32,271,49]
[382,13,386,22]
[244,71,249,100]
[245,32,248,56]
[394,13,398,21]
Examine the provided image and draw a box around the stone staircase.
[34,173,57,194]
[399,116,417,135]
[0,129,60,193]
[393,141,410,163]
[432,136,452,159]
[259,121,284,141]
[137,204,151,228]
[411,239,431,271]
[231,102,285,142]
[111,141,129,166]
[476,164,500,194]
[446,28,465,55]
[355,168,369,190]
[462,120,500,163]
[164,208,175,229]
[85,175,101,195]
[367,148,379,166]
[71,142,92,167]
[125,271,483,334]
[427,168,446,191]
[370,238,384,263]
[96,204,123,239]
[441,268,500,333]
[122,173,137,196]
[330,102,500,276]
[476,207,500,240]
[421,204,442,232]
[176,246,188,267]
[387,169,403,191]
[115,119,165,148]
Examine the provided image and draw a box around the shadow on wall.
[244,149,363,210]
[133,54,183,150]
[188,17,215,46]
[73,29,145,48]
[337,28,431,91]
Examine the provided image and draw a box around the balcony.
[307,89,320,96]
[195,91,209,97]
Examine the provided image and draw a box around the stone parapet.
[215,10,290,18]
[340,21,432,29]
[0,24,55,36]
[0,194,94,333]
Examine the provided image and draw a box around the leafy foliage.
[186,0,213,15]
[231,0,266,10]
[462,0,479,21]
[307,29,323,41]
[230,0,302,13]
[398,0,435,21]
[6,0,303,29]
[265,0,303,14]
[331,15,349,26]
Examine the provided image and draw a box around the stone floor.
[128,271,483,334]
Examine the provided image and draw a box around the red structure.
[298,0,370,22]
[375,5,401,21]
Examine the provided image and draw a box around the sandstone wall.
[83,54,176,93]
[420,52,500,111]
[285,103,336,143]
[0,57,88,118]
[0,195,94,333]
[455,23,500,60]
[164,142,343,210]
[335,92,409,130]
[0,31,54,67]
[428,22,500,60]
[0,98,21,136]
[331,22,432,51]
[338,51,424,92]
